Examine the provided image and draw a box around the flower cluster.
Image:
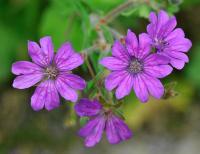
[11,10,192,147]
[74,99,132,147]
[101,10,192,102]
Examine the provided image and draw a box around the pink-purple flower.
[100,29,173,102]
[12,36,86,111]
[146,10,192,69]
[75,99,132,147]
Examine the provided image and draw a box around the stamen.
[154,38,169,52]
[45,66,59,80]
[127,59,143,74]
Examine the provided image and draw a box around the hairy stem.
[97,0,147,27]
[85,56,96,79]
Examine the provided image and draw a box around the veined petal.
[106,115,121,144]
[125,29,138,57]
[12,73,43,89]
[159,16,177,37]
[82,116,106,147]
[39,36,54,65]
[170,58,185,70]
[59,73,86,90]
[133,74,149,102]
[147,23,156,37]
[28,37,53,67]
[149,12,157,23]
[112,40,129,61]
[54,42,73,65]
[31,80,60,111]
[142,74,164,99]
[167,38,192,52]
[137,33,151,59]
[106,114,132,144]
[115,73,133,99]
[74,99,102,117]
[105,70,127,91]
[55,75,78,102]
[165,28,185,42]
[100,57,128,71]
[144,65,173,78]
[12,61,42,75]
[79,116,101,137]
[57,53,83,71]
[157,10,169,33]
[144,54,169,66]
[165,50,189,63]
[54,42,83,71]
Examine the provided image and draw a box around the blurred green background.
[1,0,200,153]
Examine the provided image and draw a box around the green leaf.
[138,4,152,18]
[40,4,84,51]
[185,46,200,86]
[0,24,19,82]
[80,117,89,126]
[84,0,124,13]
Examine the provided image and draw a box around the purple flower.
[146,10,192,69]
[12,36,86,111]
[100,29,173,102]
[74,99,132,147]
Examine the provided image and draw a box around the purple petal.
[28,37,53,67]
[144,65,173,78]
[142,74,164,99]
[31,80,60,111]
[106,115,121,144]
[161,17,177,37]
[59,73,86,90]
[74,99,102,117]
[167,38,192,52]
[157,10,169,32]
[165,51,189,62]
[170,59,185,70]
[54,42,73,64]
[144,54,170,66]
[147,12,157,37]
[54,42,83,71]
[100,57,128,71]
[165,28,185,42]
[79,116,100,137]
[112,40,129,61]
[108,115,132,143]
[137,33,151,59]
[79,116,105,147]
[55,75,78,102]
[147,10,170,38]
[12,73,43,89]
[39,36,54,65]
[149,12,157,23]
[125,29,138,56]
[147,24,155,38]
[133,74,149,102]
[12,61,42,75]
[115,73,133,99]
[105,70,127,91]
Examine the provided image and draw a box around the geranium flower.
[146,10,192,69]
[12,36,86,111]
[100,29,172,102]
[75,99,132,147]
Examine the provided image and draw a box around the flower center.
[153,38,169,52]
[45,65,59,80]
[128,59,143,74]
